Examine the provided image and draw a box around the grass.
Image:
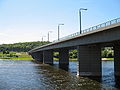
[53,58,77,61]
[0,52,33,60]
[0,51,114,61]
[54,58,114,61]
[102,58,114,61]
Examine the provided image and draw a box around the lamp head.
[80,8,87,11]
[49,31,52,33]
[59,24,64,26]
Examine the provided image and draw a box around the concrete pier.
[43,50,53,65]
[59,48,69,65]
[77,45,101,76]
[114,44,120,77]
[31,52,43,62]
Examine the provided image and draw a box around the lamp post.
[79,8,87,34]
[41,36,46,45]
[48,31,52,42]
[58,24,64,40]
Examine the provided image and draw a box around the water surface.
[0,59,118,90]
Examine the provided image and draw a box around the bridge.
[28,18,120,77]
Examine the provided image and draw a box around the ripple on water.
[0,59,119,90]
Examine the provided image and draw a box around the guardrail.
[53,17,120,42]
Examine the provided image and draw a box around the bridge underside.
[30,41,120,77]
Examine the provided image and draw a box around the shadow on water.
[54,60,120,89]
[59,64,69,71]
[34,64,103,90]
[115,76,120,89]
[86,76,102,83]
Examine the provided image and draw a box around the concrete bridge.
[28,18,120,77]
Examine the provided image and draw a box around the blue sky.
[0,0,120,44]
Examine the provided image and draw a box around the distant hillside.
[0,41,114,58]
[0,41,50,52]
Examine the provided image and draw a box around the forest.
[0,41,50,52]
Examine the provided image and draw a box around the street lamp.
[79,8,87,34]
[48,31,52,42]
[41,36,46,42]
[41,36,46,45]
[58,24,64,40]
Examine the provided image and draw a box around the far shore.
[54,58,114,61]
[0,58,114,61]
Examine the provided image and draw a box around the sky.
[0,0,120,44]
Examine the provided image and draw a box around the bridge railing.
[53,17,120,42]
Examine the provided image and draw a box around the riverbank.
[54,58,114,61]
[102,58,114,61]
[0,57,114,61]
[0,52,114,61]
[0,52,32,60]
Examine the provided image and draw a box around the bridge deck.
[29,18,120,53]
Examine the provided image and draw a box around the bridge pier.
[114,44,120,77]
[59,48,69,66]
[31,52,43,62]
[43,50,53,65]
[77,45,101,76]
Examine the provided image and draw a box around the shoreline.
[0,58,114,61]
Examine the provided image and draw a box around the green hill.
[0,41,50,59]
[0,41,50,52]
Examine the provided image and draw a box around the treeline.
[0,41,50,52]
[102,47,114,58]
[54,47,114,58]
[0,41,114,58]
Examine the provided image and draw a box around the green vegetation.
[0,41,114,61]
[102,58,114,61]
[101,47,114,58]
[0,41,50,52]
[0,41,50,60]
[0,52,32,60]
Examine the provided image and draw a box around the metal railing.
[53,17,120,42]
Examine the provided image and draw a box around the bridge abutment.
[77,45,101,76]
[43,50,53,65]
[59,48,69,66]
[114,44,120,77]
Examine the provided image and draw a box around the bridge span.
[28,18,120,77]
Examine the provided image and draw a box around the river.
[0,59,119,90]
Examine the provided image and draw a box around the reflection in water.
[0,59,118,90]
[115,76,120,89]
[86,76,102,83]
[59,64,69,71]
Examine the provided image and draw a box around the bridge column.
[114,44,120,77]
[31,52,43,62]
[77,45,101,76]
[43,50,53,65]
[59,48,69,66]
